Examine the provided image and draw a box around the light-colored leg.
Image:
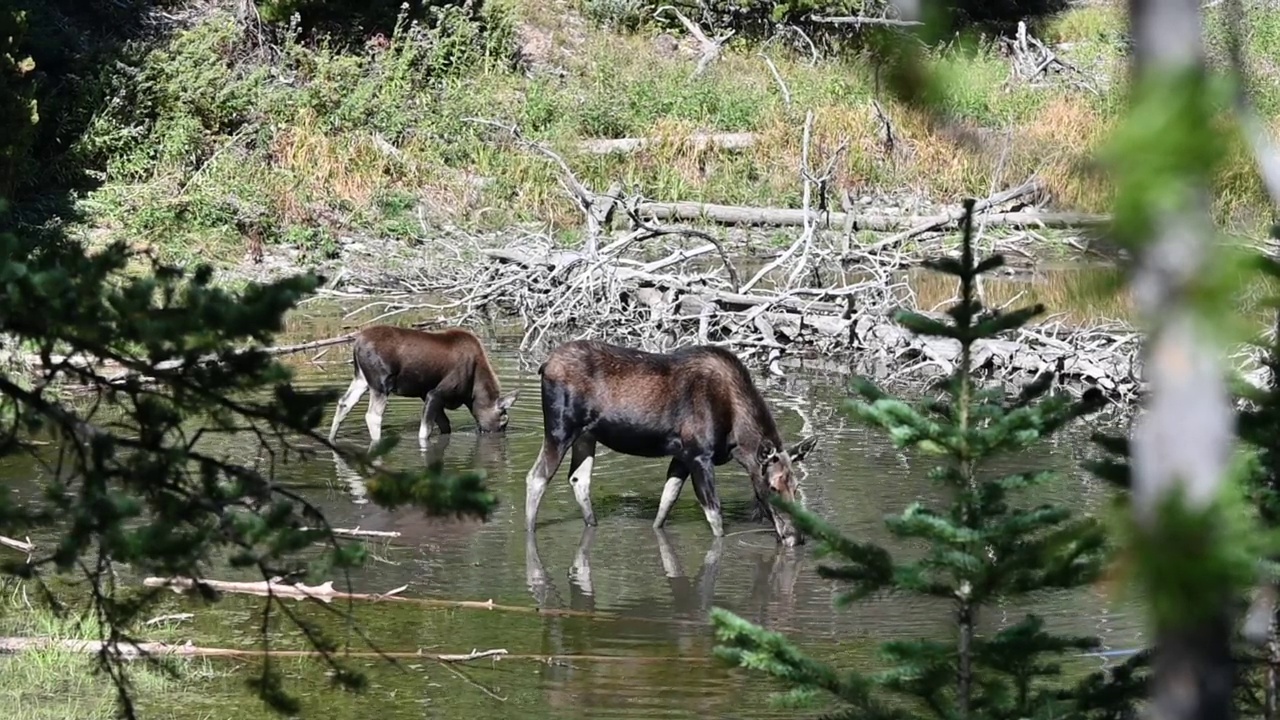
[654,458,689,529]
[419,400,431,445]
[327,372,369,441]
[570,456,595,524]
[702,505,724,538]
[689,455,724,538]
[365,391,388,444]
[567,436,598,527]
[418,393,447,447]
[654,478,685,528]
[525,439,567,532]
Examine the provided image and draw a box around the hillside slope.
[21,0,1280,268]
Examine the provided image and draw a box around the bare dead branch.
[654,5,735,77]
[0,637,712,664]
[808,15,924,27]
[854,177,1048,255]
[0,535,34,553]
[464,117,621,255]
[758,53,792,108]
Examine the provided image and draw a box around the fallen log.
[0,535,34,553]
[578,132,756,155]
[326,527,402,539]
[0,637,708,664]
[105,334,357,382]
[36,335,357,381]
[635,200,1109,231]
[140,577,704,627]
[808,14,924,26]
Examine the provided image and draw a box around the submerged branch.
[0,637,702,664]
[141,576,704,625]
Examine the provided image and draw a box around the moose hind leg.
[525,436,569,532]
[688,454,724,538]
[328,372,369,441]
[567,435,598,527]
[365,390,389,445]
[653,458,690,529]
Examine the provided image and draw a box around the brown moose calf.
[327,325,518,446]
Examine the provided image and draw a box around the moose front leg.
[419,393,449,446]
[688,453,724,538]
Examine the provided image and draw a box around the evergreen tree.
[711,200,1143,720]
[0,33,498,713]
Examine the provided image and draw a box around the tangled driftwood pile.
[317,116,1156,403]
[324,117,1277,407]
[398,230,1146,402]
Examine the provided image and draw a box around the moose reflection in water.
[329,430,512,513]
[524,523,804,634]
[327,325,519,447]
[522,340,819,546]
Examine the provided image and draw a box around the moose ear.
[788,435,818,464]
[498,392,518,411]
[755,442,779,465]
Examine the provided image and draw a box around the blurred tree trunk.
[1126,1,1236,719]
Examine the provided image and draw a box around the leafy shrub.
[0,9,38,199]
[255,0,513,48]
[604,0,1073,49]
[577,0,650,33]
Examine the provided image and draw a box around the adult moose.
[522,340,818,547]
[327,325,518,445]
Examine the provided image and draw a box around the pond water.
[2,308,1148,719]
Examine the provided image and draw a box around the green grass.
[0,580,227,720]
[51,0,1280,268]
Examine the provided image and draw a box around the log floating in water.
[140,576,706,626]
[0,637,704,663]
[326,527,402,539]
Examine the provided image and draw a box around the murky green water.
[1,306,1148,719]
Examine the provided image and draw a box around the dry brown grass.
[270,111,401,223]
[109,0,1278,254]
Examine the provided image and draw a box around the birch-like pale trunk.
[1127,1,1236,719]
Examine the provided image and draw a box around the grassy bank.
[36,0,1277,270]
[0,580,227,719]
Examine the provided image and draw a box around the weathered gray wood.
[578,133,756,155]
[808,14,924,27]
[634,200,1109,231]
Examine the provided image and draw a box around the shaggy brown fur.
[523,340,817,546]
[327,325,518,445]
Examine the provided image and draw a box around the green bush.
[255,0,514,48]
[0,9,38,199]
[592,0,1073,49]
